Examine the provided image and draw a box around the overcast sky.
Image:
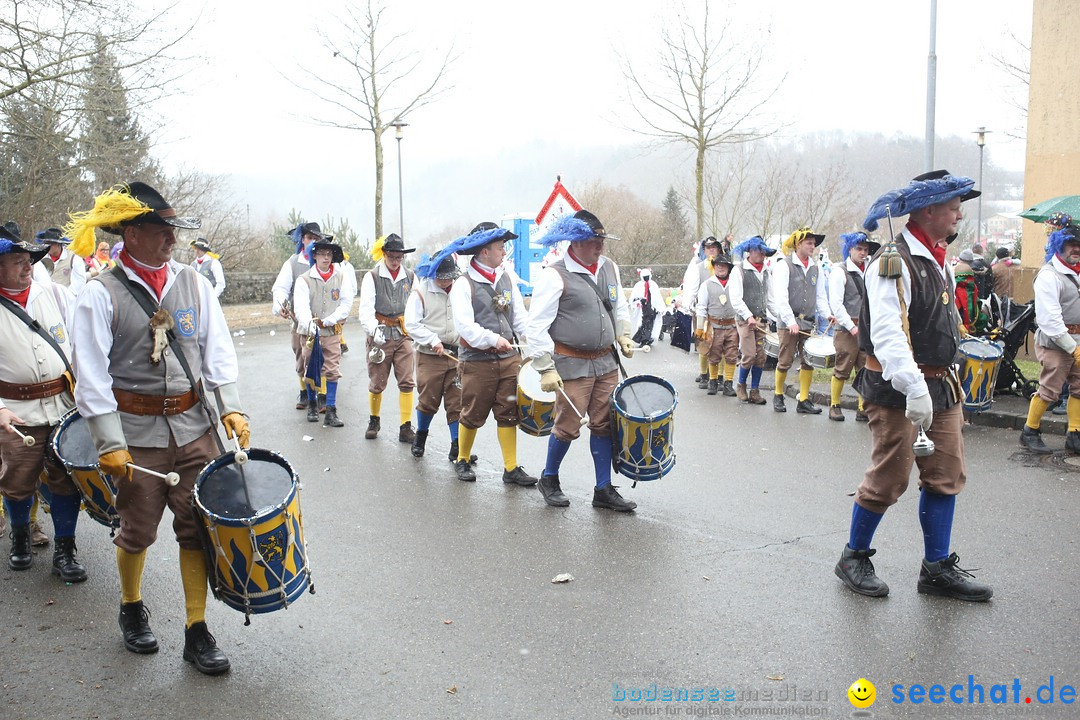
[151,0,1032,232]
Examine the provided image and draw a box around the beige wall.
[1020,0,1080,302]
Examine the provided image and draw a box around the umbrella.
[303,327,326,394]
[1018,195,1080,224]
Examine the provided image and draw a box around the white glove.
[905,392,934,430]
[272,301,283,317]
[373,327,386,346]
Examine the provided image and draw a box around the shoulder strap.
[0,294,74,377]
[570,268,629,379]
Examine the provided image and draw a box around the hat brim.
[311,242,346,264]
[865,241,882,255]
[809,234,825,247]
[1,241,50,264]
[435,267,461,280]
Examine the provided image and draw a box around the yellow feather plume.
[372,235,387,263]
[63,187,151,258]
[782,227,811,256]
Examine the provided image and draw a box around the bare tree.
[621,1,784,241]
[579,181,673,266]
[295,0,453,239]
[988,31,1030,140]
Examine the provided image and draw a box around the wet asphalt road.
[2,328,1078,719]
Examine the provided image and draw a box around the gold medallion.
[720,295,728,304]
[941,290,949,305]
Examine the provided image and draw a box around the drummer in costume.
[695,251,739,396]
[271,222,326,410]
[527,210,637,512]
[404,254,470,460]
[0,225,86,581]
[836,170,992,602]
[446,223,536,485]
[36,227,88,292]
[682,236,723,388]
[1019,224,1080,454]
[190,238,225,299]
[769,227,828,414]
[68,182,252,673]
[629,268,665,347]
[358,234,417,442]
[827,232,880,422]
[729,236,774,405]
[293,238,354,428]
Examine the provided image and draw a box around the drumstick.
[558,388,590,426]
[8,426,35,447]
[231,436,248,465]
[127,463,180,487]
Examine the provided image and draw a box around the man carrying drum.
[827,232,879,422]
[683,236,723,389]
[68,182,252,674]
[770,227,829,414]
[0,223,86,582]
[729,236,775,405]
[695,251,739,396]
[527,210,637,512]
[271,222,325,411]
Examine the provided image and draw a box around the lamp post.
[391,120,408,237]
[973,126,990,247]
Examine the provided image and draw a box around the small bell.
[912,426,936,457]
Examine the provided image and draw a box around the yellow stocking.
[496,425,518,471]
[698,353,708,374]
[399,391,414,426]
[369,392,382,416]
[457,425,477,462]
[1068,396,1080,433]
[179,547,208,628]
[831,376,845,407]
[798,369,814,402]
[1026,395,1051,430]
[723,363,735,382]
[774,370,788,397]
[708,363,720,380]
[116,547,146,604]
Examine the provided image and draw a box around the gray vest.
[460,273,517,362]
[704,279,736,324]
[1035,263,1080,348]
[97,265,210,448]
[302,271,345,322]
[548,259,618,380]
[786,256,818,330]
[842,268,865,319]
[740,266,767,319]
[370,266,413,340]
[415,284,457,354]
[46,253,75,287]
[192,258,217,287]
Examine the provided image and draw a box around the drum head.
[55,413,97,468]
[198,451,295,520]
[804,335,835,355]
[614,376,676,417]
[960,338,1004,361]
[519,360,555,401]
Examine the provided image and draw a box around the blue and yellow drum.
[611,375,678,481]
[517,359,555,437]
[49,409,120,530]
[194,449,312,618]
[959,338,1004,413]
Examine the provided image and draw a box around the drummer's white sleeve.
[450,274,497,350]
[510,279,530,341]
[695,281,710,321]
[729,266,751,321]
[71,281,120,419]
[525,266,561,359]
[815,263,830,319]
[292,274,315,335]
[357,271,378,335]
[1034,266,1076,352]
[197,268,240,393]
[271,259,294,313]
[828,267,854,330]
[404,290,439,347]
[865,259,927,399]
[770,258,795,327]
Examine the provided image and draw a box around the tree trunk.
[695,142,706,241]
[374,127,384,239]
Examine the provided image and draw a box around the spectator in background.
[991,247,1020,300]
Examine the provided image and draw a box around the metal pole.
[973,126,989,248]
[924,0,938,173]
[396,134,404,237]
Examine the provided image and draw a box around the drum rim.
[517,359,556,402]
[194,448,299,525]
[613,374,678,421]
[959,338,1005,360]
[50,408,102,471]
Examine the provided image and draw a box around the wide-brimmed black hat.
[100,181,201,236]
[713,252,735,268]
[310,239,345,264]
[913,169,981,201]
[434,256,461,280]
[454,222,518,255]
[381,233,415,255]
[190,237,212,252]
[35,227,70,245]
[702,236,722,248]
[300,222,332,240]
[0,221,49,264]
[573,210,619,241]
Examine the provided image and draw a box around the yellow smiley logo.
[848,678,876,708]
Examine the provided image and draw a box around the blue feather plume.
[0,238,18,256]
[415,253,437,280]
[420,226,514,279]
[840,232,868,261]
[863,176,976,232]
[289,223,305,255]
[732,236,770,258]
[536,216,595,247]
[1046,227,1077,263]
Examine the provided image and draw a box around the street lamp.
[391,120,408,237]
[973,126,990,247]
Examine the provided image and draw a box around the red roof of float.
[535,179,582,226]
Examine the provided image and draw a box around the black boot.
[502,466,538,486]
[8,525,32,570]
[917,553,993,602]
[323,406,344,427]
[295,390,306,410]
[447,441,477,464]
[537,474,569,507]
[707,379,718,395]
[1067,431,1080,454]
[52,536,87,583]
[592,484,637,512]
[306,395,318,423]
[412,429,428,457]
[834,545,889,597]
[722,380,737,397]
[183,621,231,675]
[773,394,786,413]
[455,459,476,482]
[1019,425,1053,454]
[697,375,709,390]
[118,601,159,654]
[365,416,380,439]
[398,421,416,443]
[317,393,327,414]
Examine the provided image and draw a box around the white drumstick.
[232,436,248,465]
[9,426,35,447]
[128,463,180,486]
[558,388,589,426]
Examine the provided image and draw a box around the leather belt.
[709,317,737,327]
[114,388,198,416]
[460,337,499,355]
[0,377,67,401]
[1067,324,1080,334]
[554,341,610,360]
[865,355,949,380]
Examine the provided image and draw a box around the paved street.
[3,327,1078,719]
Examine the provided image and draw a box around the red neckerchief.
[855,261,866,272]
[1057,254,1080,275]
[120,249,168,299]
[470,259,496,283]
[643,280,651,303]
[568,247,598,275]
[906,221,946,269]
[717,277,728,288]
[749,260,764,273]
[317,266,334,282]
[794,253,810,269]
[0,286,30,308]
[49,249,62,261]
[195,257,206,266]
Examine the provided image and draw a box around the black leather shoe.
[773,394,786,413]
[707,379,718,395]
[834,545,889,597]
[796,399,822,414]
[1066,430,1080,454]
[8,525,32,570]
[399,422,416,443]
[118,601,159,654]
[502,466,538,486]
[52,536,87,583]
[1019,425,1053,454]
[722,380,737,397]
[412,429,428,457]
[537,474,569,507]
[917,553,993,602]
[317,393,327,414]
[694,373,706,385]
[697,375,709,389]
[365,416,380,439]
[306,396,318,423]
[323,406,344,427]
[183,622,231,675]
[455,459,476,481]
[592,484,637,512]
[855,410,869,422]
